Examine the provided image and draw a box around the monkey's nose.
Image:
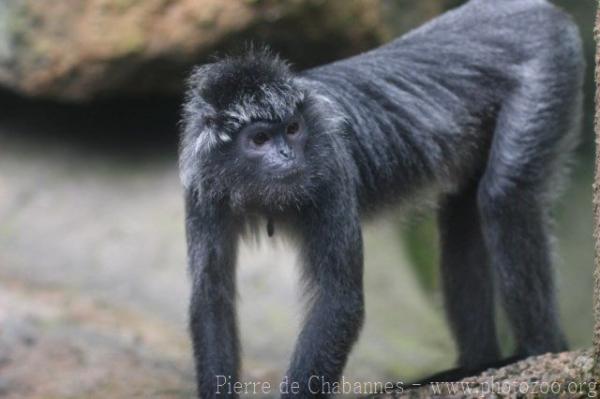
[279,148,294,159]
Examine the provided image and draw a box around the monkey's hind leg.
[476,79,573,357]
[438,183,500,370]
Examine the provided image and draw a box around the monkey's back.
[302,0,584,210]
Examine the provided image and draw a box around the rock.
[375,349,597,398]
[0,279,194,399]
[0,0,387,101]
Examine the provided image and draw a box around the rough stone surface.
[0,277,195,399]
[592,0,600,378]
[0,0,385,100]
[376,350,597,398]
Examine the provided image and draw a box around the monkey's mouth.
[270,172,302,184]
[266,164,304,182]
[276,164,306,176]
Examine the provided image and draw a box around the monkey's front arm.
[283,194,365,398]
[185,191,241,399]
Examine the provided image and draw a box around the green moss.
[5,2,54,71]
[243,0,267,5]
[400,213,439,293]
[117,31,146,55]
[6,1,31,43]
[195,17,216,30]
[106,0,141,13]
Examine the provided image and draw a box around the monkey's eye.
[286,122,299,135]
[252,132,270,146]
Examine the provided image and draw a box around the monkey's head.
[180,48,344,212]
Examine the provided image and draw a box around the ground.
[0,96,593,398]
[0,97,453,398]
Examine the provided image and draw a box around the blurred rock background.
[0,0,594,398]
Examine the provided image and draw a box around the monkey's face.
[215,110,319,211]
[180,50,341,211]
[236,113,307,182]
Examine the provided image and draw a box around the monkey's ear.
[293,77,348,135]
[185,64,233,145]
[179,66,221,190]
[179,99,220,190]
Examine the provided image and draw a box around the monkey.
[178,0,584,397]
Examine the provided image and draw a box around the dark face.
[182,52,336,211]
[236,113,307,182]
